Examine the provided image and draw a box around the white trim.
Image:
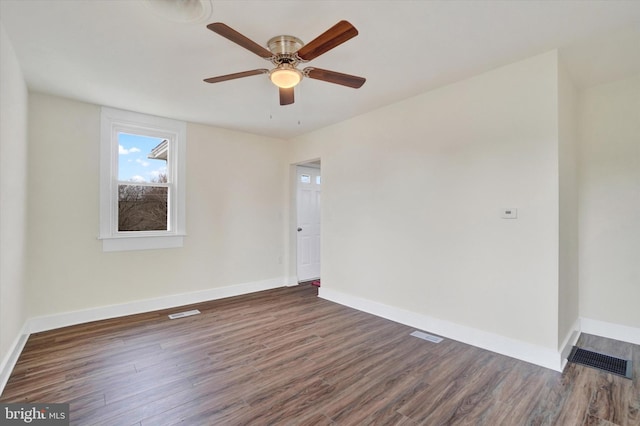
[319,287,565,371]
[285,276,299,287]
[100,107,186,251]
[27,277,285,334]
[580,317,640,345]
[0,323,29,396]
[101,235,185,252]
[559,318,581,370]
[1,277,286,395]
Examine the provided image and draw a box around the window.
[100,107,186,251]
[117,134,169,232]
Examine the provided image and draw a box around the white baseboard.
[0,323,29,397]
[285,276,299,287]
[580,317,640,345]
[319,287,565,372]
[6,281,637,395]
[2,277,287,396]
[559,318,581,370]
[27,277,286,333]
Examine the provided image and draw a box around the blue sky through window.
[118,133,167,182]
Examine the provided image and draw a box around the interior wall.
[291,51,561,350]
[0,23,29,363]
[557,60,580,348]
[578,74,640,328]
[26,93,290,318]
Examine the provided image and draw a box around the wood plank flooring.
[1,284,638,425]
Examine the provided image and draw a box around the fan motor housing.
[267,35,304,55]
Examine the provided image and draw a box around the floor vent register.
[567,346,632,379]
[168,309,201,320]
[410,330,444,343]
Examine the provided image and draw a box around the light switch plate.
[502,208,518,219]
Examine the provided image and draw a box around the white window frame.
[100,107,186,251]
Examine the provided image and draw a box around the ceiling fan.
[203,21,366,106]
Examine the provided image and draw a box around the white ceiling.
[1,0,639,139]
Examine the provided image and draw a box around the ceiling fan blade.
[304,67,366,88]
[296,20,358,61]
[207,22,273,59]
[204,69,269,84]
[279,87,294,105]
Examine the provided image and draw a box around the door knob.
[297,227,302,232]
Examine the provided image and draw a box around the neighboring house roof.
[147,139,168,161]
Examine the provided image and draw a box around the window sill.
[100,234,185,252]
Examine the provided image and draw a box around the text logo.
[1,404,69,425]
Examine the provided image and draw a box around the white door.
[297,166,321,282]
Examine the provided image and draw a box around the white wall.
[291,51,562,350]
[579,75,640,329]
[557,60,580,348]
[26,93,290,318]
[0,23,29,369]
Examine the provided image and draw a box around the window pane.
[316,175,321,184]
[118,185,168,231]
[118,133,168,183]
[301,174,311,183]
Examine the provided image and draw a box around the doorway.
[296,164,321,282]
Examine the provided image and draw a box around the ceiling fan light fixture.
[204,21,365,106]
[270,64,302,89]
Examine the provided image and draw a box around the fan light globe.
[270,65,302,88]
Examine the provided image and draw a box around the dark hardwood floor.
[1,284,638,425]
